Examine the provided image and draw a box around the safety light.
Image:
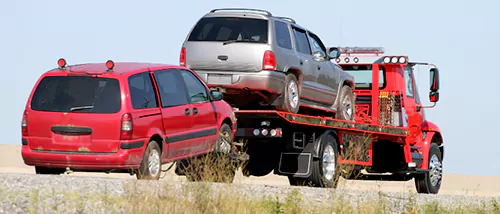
[261,129,268,136]
[391,57,398,63]
[398,56,406,63]
[106,60,115,70]
[353,57,359,63]
[339,47,385,55]
[344,57,350,63]
[383,57,391,63]
[58,58,67,68]
[335,58,341,63]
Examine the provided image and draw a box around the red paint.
[21,61,236,173]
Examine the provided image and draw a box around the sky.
[1,0,499,176]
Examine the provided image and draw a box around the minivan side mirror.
[210,90,223,101]
[327,47,341,59]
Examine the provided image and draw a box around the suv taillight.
[180,47,186,67]
[21,110,28,136]
[120,113,133,140]
[262,50,276,70]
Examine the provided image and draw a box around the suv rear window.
[30,76,121,113]
[188,17,269,43]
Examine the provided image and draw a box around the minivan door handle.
[193,108,198,115]
[185,108,191,116]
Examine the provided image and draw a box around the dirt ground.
[1,144,498,197]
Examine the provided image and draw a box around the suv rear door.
[183,16,270,72]
[27,75,123,153]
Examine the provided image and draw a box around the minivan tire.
[136,140,162,180]
[276,74,300,114]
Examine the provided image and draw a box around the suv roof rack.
[209,8,272,16]
[274,16,296,24]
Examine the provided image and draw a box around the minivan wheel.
[136,140,162,180]
[35,166,66,175]
[336,85,355,121]
[276,74,300,114]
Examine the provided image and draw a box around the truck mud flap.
[277,152,312,177]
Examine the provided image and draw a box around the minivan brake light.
[120,113,133,140]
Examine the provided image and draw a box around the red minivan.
[21,59,237,180]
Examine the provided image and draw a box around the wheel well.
[327,131,341,154]
[222,117,232,130]
[150,134,163,152]
[343,79,354,88]
[431,132,444,159]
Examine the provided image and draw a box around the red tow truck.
[232,47,444,194]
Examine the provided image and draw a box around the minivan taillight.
[21,110,28,136]
[120,113,133,140]
[262,50,276,70]
[180,47,186,67]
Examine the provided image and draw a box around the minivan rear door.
[27,75,123,153]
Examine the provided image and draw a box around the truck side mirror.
[430,68,439,92]
[429,91,439,102]
[327,47,340,59]
[210,90,223,101]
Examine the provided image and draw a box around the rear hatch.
[184,16,271,72]
[27,75,123,153]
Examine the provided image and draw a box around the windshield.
[187,17,268,43]
[30,76,121,113]
[340,65,386,89]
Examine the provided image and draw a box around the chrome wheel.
[288,81,299,109]
[219,130,231,154]
[322,145,336,181]
[148,149,161,177]
[342,95,353,120]
[429,154,442,186]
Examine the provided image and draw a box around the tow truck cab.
[336,47,443,175]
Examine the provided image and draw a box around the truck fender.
[312,130,338,158]
[417,131,444,170]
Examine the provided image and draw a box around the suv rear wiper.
[70,105,94,111]
[222,39,260,45]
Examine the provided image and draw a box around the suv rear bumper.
[21,143,146,170]
[194,70,286,94]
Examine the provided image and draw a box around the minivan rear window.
[30,76,121,113]
[188,17,269,43]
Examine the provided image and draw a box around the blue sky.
[1,0,499,176]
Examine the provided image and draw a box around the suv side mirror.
[327,47,340,59]
[210,90,223,101]
[429,68,440,103]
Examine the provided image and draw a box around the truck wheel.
[414,143,443,194]
[336,85,355,121]
[136,140,162,180]
[276,74,300,113]
[307,134,341,188]
[35,166,66,175]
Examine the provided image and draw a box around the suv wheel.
[276,74,300,113]
[136,140,162,180]
[336,85,355,120]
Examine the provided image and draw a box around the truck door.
[402,65,423,133]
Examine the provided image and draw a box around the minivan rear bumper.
[21,142,146,170]
[194,70,287,94]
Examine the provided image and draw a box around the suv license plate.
[208,74,232,85]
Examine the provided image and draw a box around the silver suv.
[180,8,356,120]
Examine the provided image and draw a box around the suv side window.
[153,69,189,108]
[274,20,292,50]
[308,33,328,58]
[128,72,158,109]
[292,27,311,55]
[180,69,210,103]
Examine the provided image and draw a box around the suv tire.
[336,85,355,120]
[276,73,300,113]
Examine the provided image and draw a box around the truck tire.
[414,143,443,194]
[336,85,355,121]
[276,74,300,114]
[136,140,162,180]
[290,134,340,188]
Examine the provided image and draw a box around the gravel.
[0,173,498,213]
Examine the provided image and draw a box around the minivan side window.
[292,27,311,55]
[274,20,292,50]
[179,69,210,104]
[128,72,158,109]
[153,69,189,108]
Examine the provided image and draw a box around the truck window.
[404,66,414,98]
[128,72,158,109]
[187,17,268,43]
[30,76,121,113]
[341,65,386,89]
